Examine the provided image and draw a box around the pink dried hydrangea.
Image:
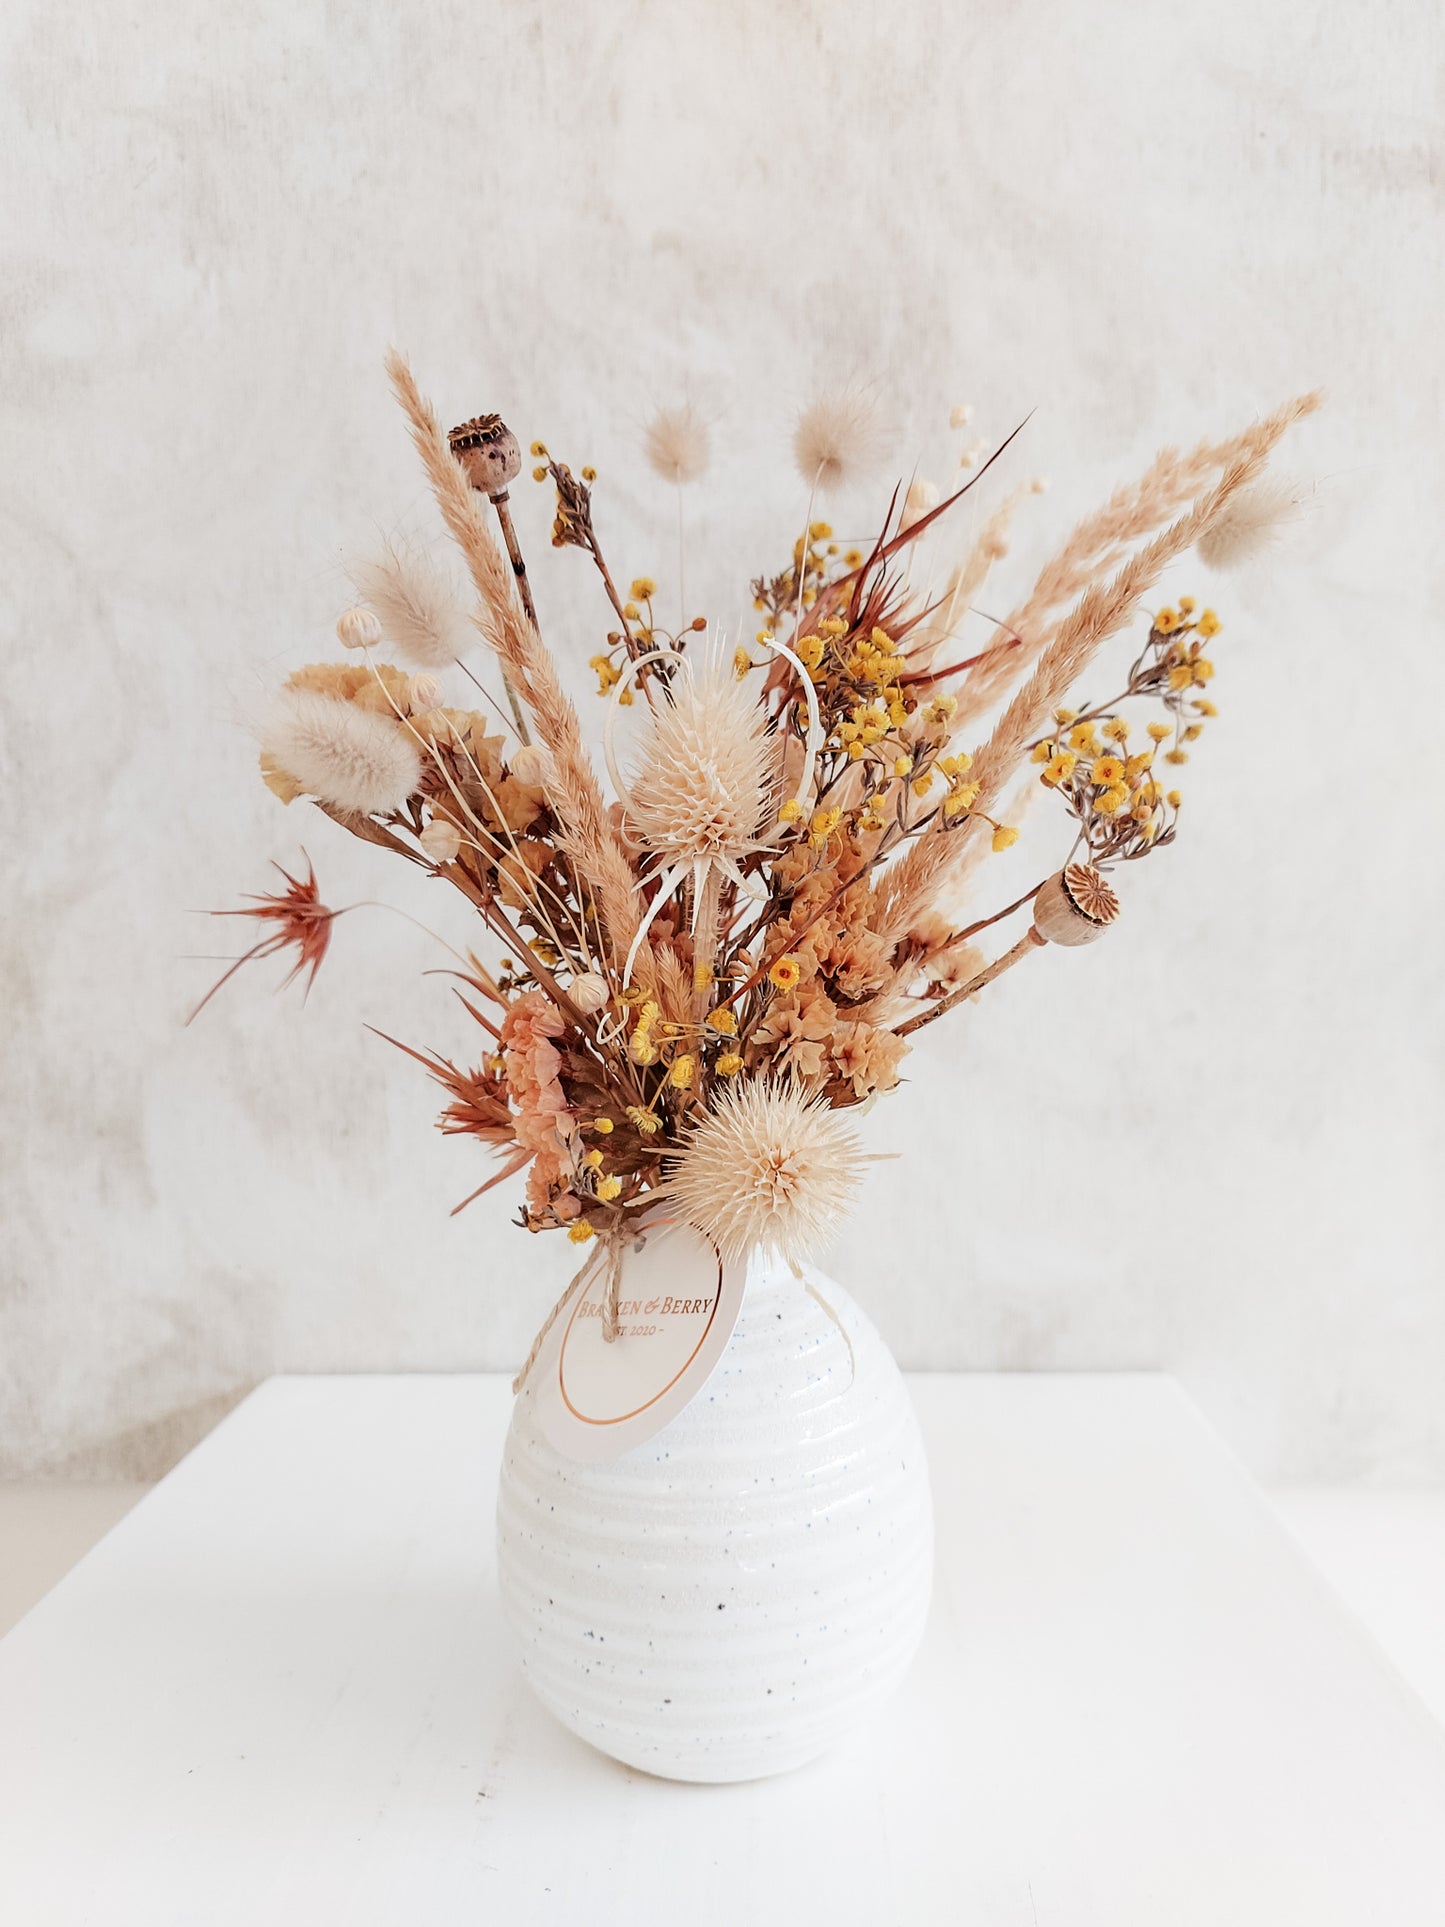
[500,992,579,1220]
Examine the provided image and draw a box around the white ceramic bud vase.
[495,1249,933,1783]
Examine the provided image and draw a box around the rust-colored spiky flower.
[188,860,340,1023]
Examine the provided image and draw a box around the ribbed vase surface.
[495,1252,933,1782]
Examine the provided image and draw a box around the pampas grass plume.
[1196,475,1302,570]
[668,1080,865,1261]
[643,402,710,485]
[351,539,473,671]
[794,384,888,494]
[262,688,421,815]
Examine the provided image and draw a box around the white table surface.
[2,1374,1443,1926]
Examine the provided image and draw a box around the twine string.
[511,1220,636,1394]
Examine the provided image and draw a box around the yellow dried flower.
[629,577,657,602]
[1030,741,1053,764]
[1104,717,1130,742]
[583,1148,604,1169]
[1193,658,1215,683]
[769,956,803,991]
[733,646,752,679]
[581,465,597,483]
[797,635,825,671]
[670,1054,696,1090]
[626,1105,662,1135]
[707,1007,738,1034]
[778,799,803,823]
[1053,707,1077,725]
[1165,749,1190,765]
[1155,607,1179,633]
[1178,595,1197,615]
[1090,756,1125,786]
[596,1176,622,1202]
[894,754,913,777]
[568,1221,596,1244]
[592,1118,614,1134]
[843,549,863,568]
[991,824,1020,852]
[1194,698,1218,717]
[532,465,547,482]
[1198,609,1221,637]
[1168,664,1194,691]
[693,959,714,992]
[923,694,958,726]
[819,615,848,637]
[1147,722,1172,742]
[912,774,934,796]
[1167,789,1183,808]
[1067,724,1097,753]
[715,1051,744,1076]
[1041,751,1077,787]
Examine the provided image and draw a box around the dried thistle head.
[667,1080,865,1260]
[794,384,889,494]
[622,652,781,872]
[643,402,710,486]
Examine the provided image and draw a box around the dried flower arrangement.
[200,355,1316,1338]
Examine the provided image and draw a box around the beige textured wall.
[2,0,1441,1482]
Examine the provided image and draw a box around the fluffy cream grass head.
[667,1080,865,1261]
[1196,475,1302,571]
[262,688,421,815]
[643,402,710,486]
[793,384,888,494]
[626,652,780,867]
[351,538,473,671]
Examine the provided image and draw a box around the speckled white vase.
[495,1250,932,1782]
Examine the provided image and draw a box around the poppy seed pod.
[449,414,523,496]
[1032,863,1120,946]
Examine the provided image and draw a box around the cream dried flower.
[419,817,463,863]
[667,1080,865,1261]
[643,402,710,485]
[793,385,888,494]
[336,606,382,650]
[351,538,473,671]
[1196,475,1302,570]
[262,688,421,815]
[606,647,819,979]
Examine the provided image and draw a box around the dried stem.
[893,927,1045,1037]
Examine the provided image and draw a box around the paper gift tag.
[534,1224,747,1463]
